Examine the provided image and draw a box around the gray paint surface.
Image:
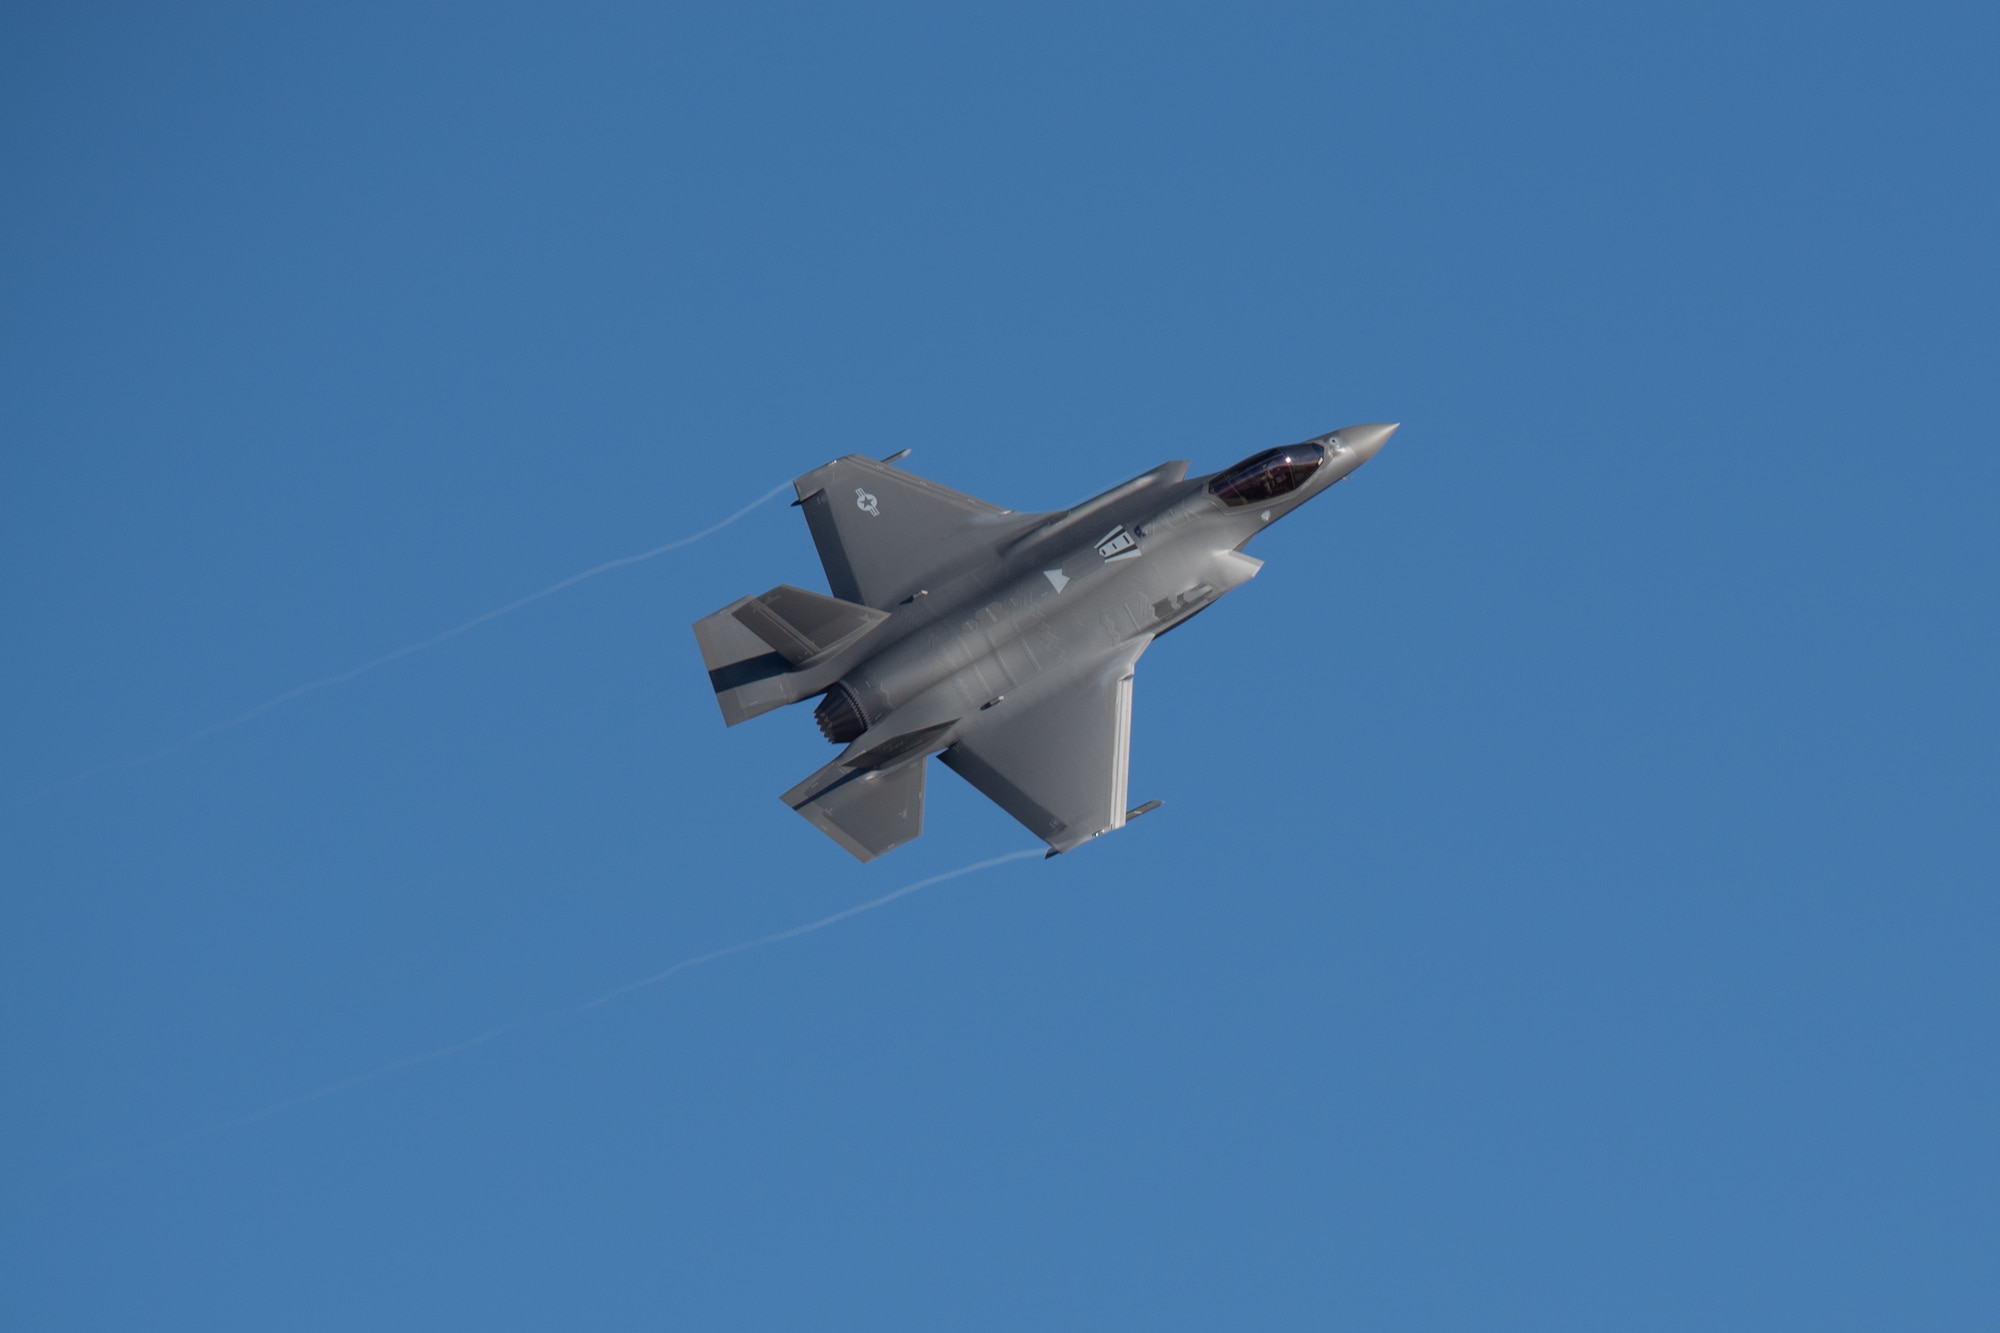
[693,423,1397,860]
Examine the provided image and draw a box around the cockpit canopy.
[1207,442,1327,506]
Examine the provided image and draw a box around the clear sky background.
[4,3,1996,1328]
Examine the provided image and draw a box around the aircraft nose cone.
[1337,422,1399,463]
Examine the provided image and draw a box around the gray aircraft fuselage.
[694,422,1398,859]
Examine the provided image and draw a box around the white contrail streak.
[54,482,791,786]
[76,848,1042,1174]
[553,848,1046,1022]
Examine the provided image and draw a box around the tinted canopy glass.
[1207,442,1327,506]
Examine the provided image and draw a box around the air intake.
[814,682,869,744]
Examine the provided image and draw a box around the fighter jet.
[693,422,1398,860]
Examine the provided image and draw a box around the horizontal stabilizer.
[786,758,927,862]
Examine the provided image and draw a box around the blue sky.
[4,2,1996,1327]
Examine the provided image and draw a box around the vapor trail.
[77,848,1042,1174]
[554,847,1046,1022]
[56,482,791,785]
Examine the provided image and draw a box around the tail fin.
[692,585,888,727]
[729,584,887,666]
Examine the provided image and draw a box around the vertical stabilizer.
[692,600,799,726]
[692,585,889,726]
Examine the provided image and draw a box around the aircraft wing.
[792,455,1050,610]
[940,640,1148,854]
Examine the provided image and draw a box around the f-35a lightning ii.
[694,422,1398,861]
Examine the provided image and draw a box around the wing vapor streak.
[45,481,791,791]
[68,848,1040,1179]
